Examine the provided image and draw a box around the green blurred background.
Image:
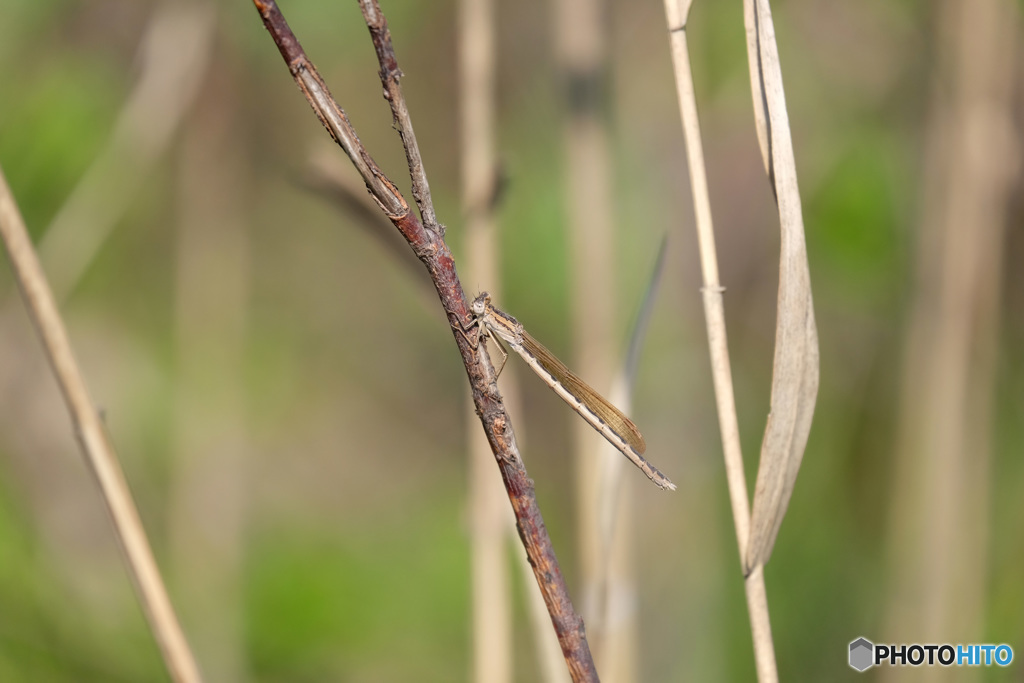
[0,0,1021,681]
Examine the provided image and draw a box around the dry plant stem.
[662,0,749,550]
[358,0,440,233]
[169,72,250,682]
[0,168,202,683]
[883,0,1017,669]
[252,2,598,680]
[555,0,619,671]
[661,1,777,681]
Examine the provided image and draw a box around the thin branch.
[660,1,778,680]
[254,3,403,216]
[358,0,441,234]
[251,2,598,680]
[0,166,202,683]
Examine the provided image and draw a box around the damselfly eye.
[471,292,490,314]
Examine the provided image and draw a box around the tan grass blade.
[590,237,667,675]
[742,0,820,572]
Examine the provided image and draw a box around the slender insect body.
[470,292,676,491]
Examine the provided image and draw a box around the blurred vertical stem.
[555,0,623,674]
[169,63,250,683]
[0,167,202,683]
[660,1,777,681]
[883,0,1018,674]
[459,0,514,680]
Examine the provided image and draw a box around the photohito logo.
[849,637,1013,671]
[849,638,874,672]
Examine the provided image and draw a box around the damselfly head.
[470,292,491,316]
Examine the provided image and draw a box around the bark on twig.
[0,167,202,683]
[358,0,440,234]
[251,2,598,680]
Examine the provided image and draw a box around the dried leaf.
[743,0,820,572]
[742,0,771,181]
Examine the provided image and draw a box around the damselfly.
[469,292,675,491]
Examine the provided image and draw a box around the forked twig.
[358,0,440,234]
[0,167,202,683]
[251,2,598,679]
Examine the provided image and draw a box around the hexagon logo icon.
[849,637,874,672]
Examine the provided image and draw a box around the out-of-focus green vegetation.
[0,0,1021,681]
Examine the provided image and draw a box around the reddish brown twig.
[250,2,598,680]
[357,0,440,234]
